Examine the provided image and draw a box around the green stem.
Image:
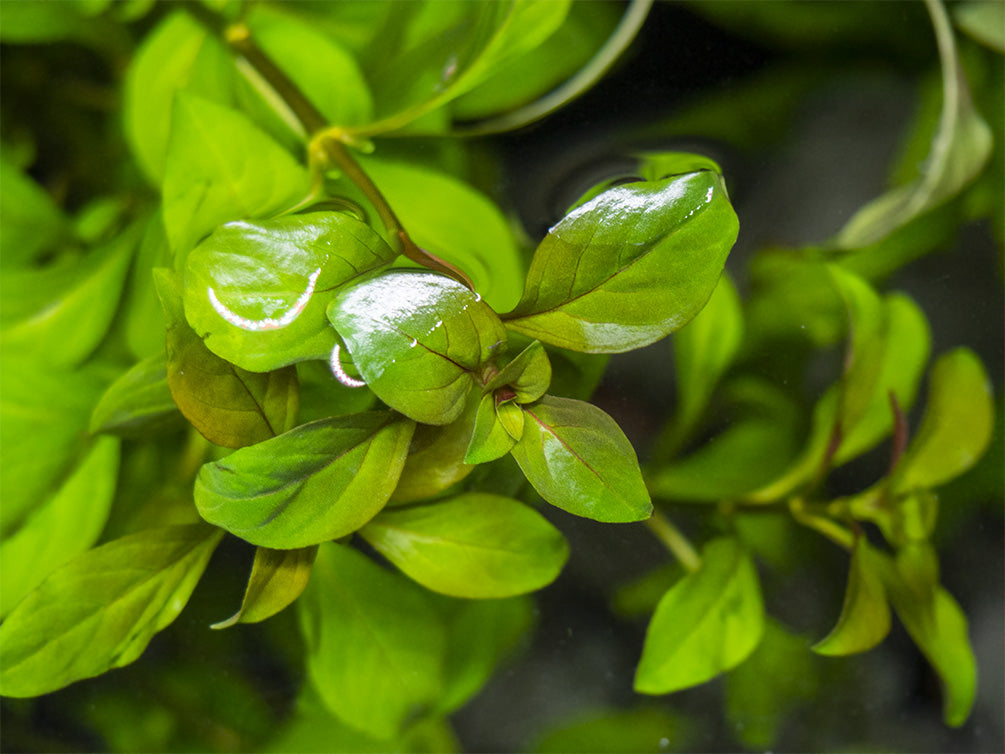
[183,3,473,287]
[788,498,855,551]
[645,510,701,573]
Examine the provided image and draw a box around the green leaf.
[496,400,525,440]
[451,1,616,121]
[0,524,223,697]
[670,274,743,444]
[436,595,534,714]
[244,4,373,130]
[512,396,652,523]
[635,537,764,694]
[360,493,569,598]
[390,398,478,504]
[296,359,377,425]
[533,706,689,754]
[355,156,525,312]
[212,545,318,629]
[484,339,552,404]
[834,0,992,248]
[464,393,516,465]
[0,157,68,267]
[298,543,446,739]
[829,267,931,465]
[504,171,738,353]
[363,0,571,134]
[162,93,310,260]
[327,270,507,425]
[0,436,120,618]
[894,348,994,491]
[648,415,802,502]
[122,212,172,360]
[184,212,396,371]
[879,553,977,727]
[954,1,1005,52]
[124,12,236,184]
[194,412,414,548]
[725,619,818,750]
[89,353,184,437]
[157,269,299,448]
[0,359,110,535]
[813,538,891,656]
[1,222,138,367]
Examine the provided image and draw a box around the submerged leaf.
[504,171,738,353]
[213,545,318,629]
[813,538,891,656]
[184,212,396,371]
[195,412,414,548]
[327,270,507,425]
[511,396,652,523]
[635,537,764,694]
[0,524,222,697]
[361,493,569,598]
[298,543,446,739]
[158,270,299,448]
[894,348,994,491]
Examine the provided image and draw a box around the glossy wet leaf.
[0,359,110,535]
[635,537,764,694]
[213,545,318,629]
[464,393,516,465]
[504,171,738,353]
[124,12,235,184]
[484,339,552,404]
[327,271,507,425]
[360,493,569,598]
[1,222,138,367]
[879,554,977,727]
[390,398,478,504]
[195,412,414,548]
[0,436,119,618]
[834,0,992,248]
[357,156,525,312]
[298,543,446,739]
[894,348,993,491]
[512,396,651,523]
[813,538,891,656]
[726,619,818,750]
[89,353,183,437]
[0,524,222,697]
[436,596,534,714]
[184,212,396,371]
[157,270,299,448]
[162,93,309,259]
[0,157,68,267]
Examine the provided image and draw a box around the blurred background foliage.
[1,0,1002,751]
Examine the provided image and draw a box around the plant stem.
[788,498,855,551]
[646,510,701,573]
[183,3,473,288]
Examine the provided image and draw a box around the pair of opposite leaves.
[186,171,739,547]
